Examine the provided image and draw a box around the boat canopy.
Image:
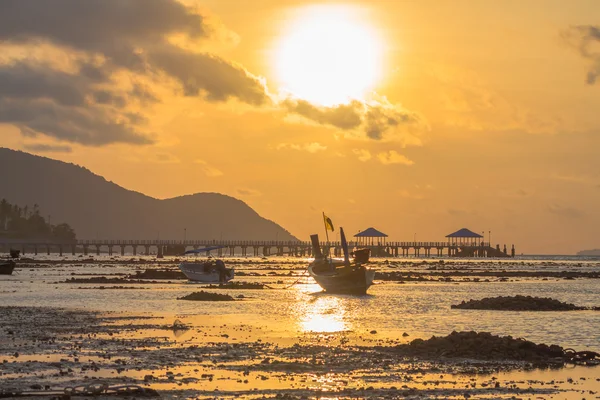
[183,246,226,255]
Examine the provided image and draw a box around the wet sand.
[1,256,599,399]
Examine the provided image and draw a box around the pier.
[0,238,515,258]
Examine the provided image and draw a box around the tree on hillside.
[0,198,76,240]
[52,223,76,241]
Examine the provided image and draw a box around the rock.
[391,331,582,363]
[450,295,589,311]
[178,291,235,301]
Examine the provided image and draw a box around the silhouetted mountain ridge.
[577,249,600,256]
[0,148,297,241]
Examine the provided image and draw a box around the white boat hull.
[178,262,234,283]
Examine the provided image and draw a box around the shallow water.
[2,255,599,352]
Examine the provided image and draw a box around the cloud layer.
[0,0,268,145]
[0,0,424,151]
[563,25,600,84]
[283,97,425,143]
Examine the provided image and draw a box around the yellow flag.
[323,212,334,232]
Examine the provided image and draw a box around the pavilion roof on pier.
[354,227,388,238]
[445,228,483,238]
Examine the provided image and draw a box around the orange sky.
[1,0,599,254]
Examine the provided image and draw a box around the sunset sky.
[1,0,599,254]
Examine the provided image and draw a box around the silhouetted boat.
[178,246,234,283]
[308,228,375,295]
[0,260,16,275]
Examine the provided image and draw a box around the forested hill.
[0,199,76,241]
[0,148,297,241]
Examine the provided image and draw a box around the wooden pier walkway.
[0,239,515,258]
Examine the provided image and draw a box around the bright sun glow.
[276,6,382,106]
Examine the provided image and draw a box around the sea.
[1,254,599,352]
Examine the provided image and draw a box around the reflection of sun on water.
[275,5,383,106]
[297,292,349,333]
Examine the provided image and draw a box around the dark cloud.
[0,97,152,146]
[0,62,87,107]
[0,0,206,65]
[0,0,268,103]
[92,90,127,108]
[563,25,600,84]
[364,103,421,140]
[0,0,270,146]
[284,99,362,129]
[148,45,268,105]
[283,98,423,141]
[0,61,152,145]
[130,84,159,105]
[22,143,73,153]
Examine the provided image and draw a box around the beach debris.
[206,281,266,289]
[392,331,599,365]
[171,319,190,330]
[129,269,186,280]
[178,291,235,301]
[451,295,594,311]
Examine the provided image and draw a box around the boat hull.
[308,263,375,295]
[0,260,16,275]
[178,262,234,283]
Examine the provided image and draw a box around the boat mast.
[322,212,333,264]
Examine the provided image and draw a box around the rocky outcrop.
[451,295,591,311]
[178,291,234,301]
[393,331,598,364]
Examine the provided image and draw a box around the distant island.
[0,199,76,241]
[576,249,600,256]
[0,148,296,241]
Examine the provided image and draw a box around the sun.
[275,6,382,106]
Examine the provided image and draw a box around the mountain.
[576,249,600,256]
[0,148,297,241]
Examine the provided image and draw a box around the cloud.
[22,143,72,153]
[148,45,269,104]
[547,204,584,218]
[276,142,327,153]
[352,149,372,162]
[563,25,600,84]
[0,0,269,146]
[236,188,262,197]
[376,150,414,166]
[283,97,425,143]
[153,153,180,164]
[194,159,224,177]
[0,0,427,149]
[0,0,270,103]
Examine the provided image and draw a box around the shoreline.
[2,257,600,398]
[2,306,599,399]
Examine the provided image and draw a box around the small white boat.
[178,246,234,283]
[178,261,234,283]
